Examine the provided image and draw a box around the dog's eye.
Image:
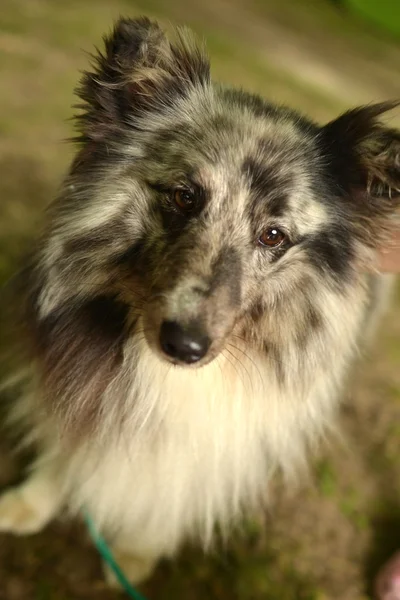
[258,227,286,248]
[173,188,196,212]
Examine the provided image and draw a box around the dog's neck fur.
[45,275,368,554]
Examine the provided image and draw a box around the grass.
[340,489,370,532]
[346,0,400,38]
[315,460,338,498]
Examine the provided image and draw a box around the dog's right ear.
[74,17,210,143]
[320,101,400,247]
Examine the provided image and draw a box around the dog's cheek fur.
[29,296,129,438]
[242,269,332,387]
[303,226,356,283]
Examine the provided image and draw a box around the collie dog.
[0,17,398,586]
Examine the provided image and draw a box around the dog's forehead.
[141,92,330,233]
[196,117,309,185]
[198,105,312,163]
[190,114,328,232]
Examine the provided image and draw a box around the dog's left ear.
[74,17,210,143]
[320,101,400,242]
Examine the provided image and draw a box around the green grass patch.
[315,459,338,498]
[34,580,68,600]
[340,489,369,531]
[346,0,400,38]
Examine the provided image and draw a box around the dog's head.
[22,18,399,429]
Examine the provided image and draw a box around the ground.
[0,1,399,598]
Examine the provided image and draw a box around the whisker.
[226,343,262,390]
[221,349,248,392]
[230,335,294,378]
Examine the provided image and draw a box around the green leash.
[84,511,148,600]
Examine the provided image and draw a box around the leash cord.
[84,511,148,600]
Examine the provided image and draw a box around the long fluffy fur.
[1,17,400,580]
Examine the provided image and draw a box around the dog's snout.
[160,321,210,364]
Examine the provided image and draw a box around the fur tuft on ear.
[74,17,210,143]
[321,101,400,245]
[322,101,400,197]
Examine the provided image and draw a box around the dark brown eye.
[173,188,196,211]
[258,227,286,248]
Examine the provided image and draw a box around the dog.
[0,16,399,587]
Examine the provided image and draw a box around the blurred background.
[0,1,399,599]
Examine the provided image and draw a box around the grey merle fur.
[0,16,399,587]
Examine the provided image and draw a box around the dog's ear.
[74,17,210,143]
[320,102,400,243]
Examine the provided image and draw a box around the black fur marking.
[306,303,323,332]
[243,158,290,218]
[294,299,323,349]
[250,300,265,322]
[64,221,126,255]
[209,113,235,134]
[192,285,209,298]
[37,296,128,354]
[266,194,290,219]
[160,203,189,235]
[114,238,146,268]
[35,296,129,433]
[267,242,293,264]
[304,227,355,281]
[243,158,275,191]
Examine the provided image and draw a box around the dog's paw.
[103,549,156,589]
[0,487,49,535]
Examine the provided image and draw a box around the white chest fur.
[64,336,341,554]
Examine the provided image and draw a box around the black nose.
[159,321,210,364]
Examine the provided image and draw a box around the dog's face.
[48,18,398,367]
[120,103,330,367]
[23,18,399,430]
